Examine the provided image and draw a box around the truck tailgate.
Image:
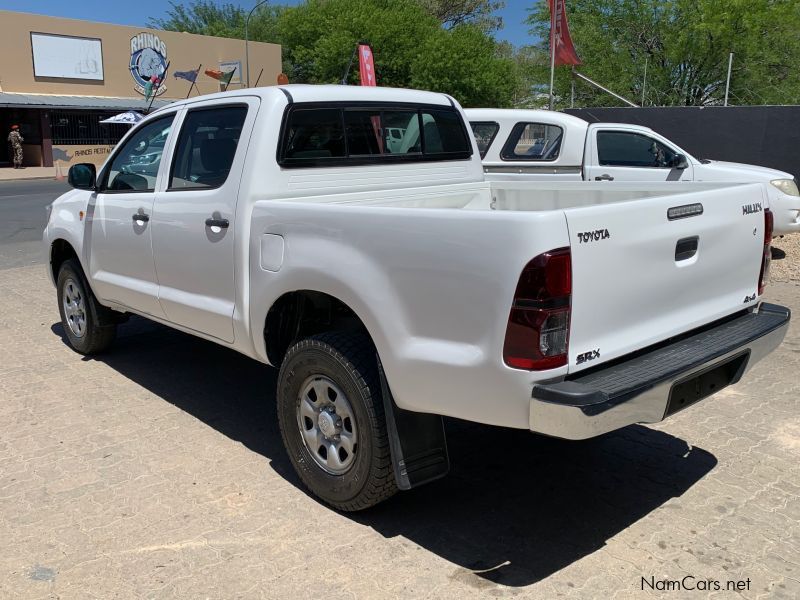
[564,183,768,373]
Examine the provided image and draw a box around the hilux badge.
[742,202,762,215]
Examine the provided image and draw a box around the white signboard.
[220,60,242,85]
[31,33,104,80]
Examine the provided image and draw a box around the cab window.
[597,131,678,168]
[100,115,175,192]
[169,105,249,189]
[501,122,563,161]
[279,103,472,167]
[469,121,499,158]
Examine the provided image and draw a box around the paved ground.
[0,180,798,598]
[0,180,69,270]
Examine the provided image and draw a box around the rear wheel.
[56,259,116,355]
[276,332,397,511]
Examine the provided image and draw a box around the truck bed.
[269,180,745,212]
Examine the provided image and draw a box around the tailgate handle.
[675,236,699,261]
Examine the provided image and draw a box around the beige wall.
[52,144,114,168]
[0,11,282,99]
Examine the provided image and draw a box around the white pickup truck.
[467,108,800,236]
[45,85,789,511]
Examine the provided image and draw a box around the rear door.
[585,125,694,182]
[151,97,259,342]
[565,183,767,373]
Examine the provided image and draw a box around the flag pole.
[253,68,264,87]
[146,61,170,114]
[641,56,648,106]
[185,63,202,99]
[724,52,733,106]
[548,6,556,110]
[341,40,366,85]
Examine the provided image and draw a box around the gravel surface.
[771,234,800,283]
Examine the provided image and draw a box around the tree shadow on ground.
[52,317,718,587]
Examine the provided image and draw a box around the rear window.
[501,122,563,161]
[279,103,472,167]
[469,121,499,158]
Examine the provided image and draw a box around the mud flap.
[377,357,449,490]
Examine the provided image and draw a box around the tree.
[151,0,520,107]
[411,25,518,106]
[277,0,518,106]
[147,1,284,43]
[526,0,800,107]
[418,0,505,31]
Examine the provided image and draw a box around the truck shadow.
[52,317,718,588]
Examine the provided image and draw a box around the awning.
[0,92,172,111]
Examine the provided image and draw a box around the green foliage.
[410,25,518,106]
[151,0,519,108]
[526,0,800,107]
[278,0,438,87]
[147,1,285,45]
[419,0,505,31]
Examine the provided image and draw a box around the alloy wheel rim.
[62,278,87,338]
[296,375,358,475]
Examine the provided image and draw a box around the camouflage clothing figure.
[8,125,24,168]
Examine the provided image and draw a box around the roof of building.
[0,92,173,111]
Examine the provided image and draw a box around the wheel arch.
[264,289,372,368]
[50,238,81,283]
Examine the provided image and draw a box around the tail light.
[758,208,773,295]
[503,248,571,370]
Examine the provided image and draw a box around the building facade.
[0,11,281,168]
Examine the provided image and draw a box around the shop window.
[50,110,129,146]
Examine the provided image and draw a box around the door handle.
[132,213,149,223]
[205,217,229,228]
[595,174,615,181]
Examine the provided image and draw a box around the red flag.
[549,0,581,66]
[358,44,376,86]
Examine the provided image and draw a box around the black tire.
[277,332,398,511]
[56,258,116,355]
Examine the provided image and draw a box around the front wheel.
[276,332,397,511]
[56,259,116,355]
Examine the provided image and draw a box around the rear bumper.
[530,302,790,440]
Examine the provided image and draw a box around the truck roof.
[153,84,457,114]
[465,108,590,132]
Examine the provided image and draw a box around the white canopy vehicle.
[467,108,800,236]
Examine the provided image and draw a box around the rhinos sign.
[129,33,168,97]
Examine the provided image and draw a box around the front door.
[151,99,258,342]
[89,113,177,317]
[585,129,694,182]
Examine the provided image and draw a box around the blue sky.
[0,1,536,47]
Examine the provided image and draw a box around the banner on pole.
[358,43,376,86]
[549,0,581,66]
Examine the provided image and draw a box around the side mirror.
[67,163,97,190]
[671,154,689,170]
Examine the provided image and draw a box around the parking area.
[0,181,799,599]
